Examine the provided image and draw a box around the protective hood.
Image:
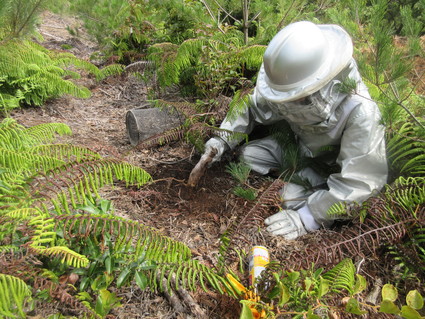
[264,59,361,127]
[257,23,353,103]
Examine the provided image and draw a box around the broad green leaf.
[95,290,106,317]
[134,271,148,290]
[346,298,367,315]
[287,271,300,283]
[317,277,330,298]
[95,289,121,317]
[379,300,401,314]
[240,301,254,319]
[306,309,321,318]
[267,286,280,300]
[406,290,424,310]
[105,256,112,274]
[278,283,290,307]
[116,268,132,288]
[353,274,367,295]
[382,284,398,302]
[304,278,313,292]
[91,274,107,291]
[400,305,423,319]
[100,199,111,213]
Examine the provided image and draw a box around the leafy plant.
[0,0,50,40]
[0,40,124,113]
[0,274,33,318]
[226,161,257,201]
[243,258,424,319]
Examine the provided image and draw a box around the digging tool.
[188,147,217,187]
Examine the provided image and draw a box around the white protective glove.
[264,207,320,240]
[204,137,228,164]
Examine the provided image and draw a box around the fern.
[0,274,32,318]
[237,44,266,70]
[58,213,191,263]
[386,176,425,215]
[0,119,153,273]
[226,162,251,184]
[0,0,48,39]
[0,40,123,112]
[387,121,425,178]
[55,213,232,296]
[322,258,356,294]
[154,259,230,296]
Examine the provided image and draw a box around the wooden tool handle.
[187,148,218,187]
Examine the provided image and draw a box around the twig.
[39,31,64,41]
[98,88,114,98]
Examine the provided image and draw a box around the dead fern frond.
[26,158,152,213]
[154,99,200,118]
[285,195,425,270]
[136,125,187,149]
[217,179,285,272]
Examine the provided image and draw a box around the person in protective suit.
[201,21,388,240]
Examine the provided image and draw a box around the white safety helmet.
[257,21,353,102]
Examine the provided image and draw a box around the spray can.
[248,246,270,287]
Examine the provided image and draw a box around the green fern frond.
[226,89,252,122]
[226,162,251,184]
[322,258,356,294]
[232,186,257,201]
[0,245,19,253]
[0,118,31,150]
[208,126,248,145]
[0,147,33,171]
[26,123,72,144]
[147,42,179,86]
[57,213,191,264]
[28,213,56,246]
[327,202,362,218]
[0,146,66,175]
[385,176,425,215]
[2,207,41,219]
[28,159,151,211]
[137,125,186,149]
[175,37,208,70]
[39,246,90,269]
[387,121,425,177]
[154,99,199,118]
[237,45,266,69]
[96,64,125,81]
[154,259,227,295]
[29,144,101,162]
[0,274,32,318]
[0,39,100,111]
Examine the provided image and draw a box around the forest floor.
[9,11,424,319]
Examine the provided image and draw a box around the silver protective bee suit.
[205,22,388,230]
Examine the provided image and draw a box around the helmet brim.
[257,24,353,103]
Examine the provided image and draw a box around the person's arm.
[206,89,273,162]
[306,100,388,226]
